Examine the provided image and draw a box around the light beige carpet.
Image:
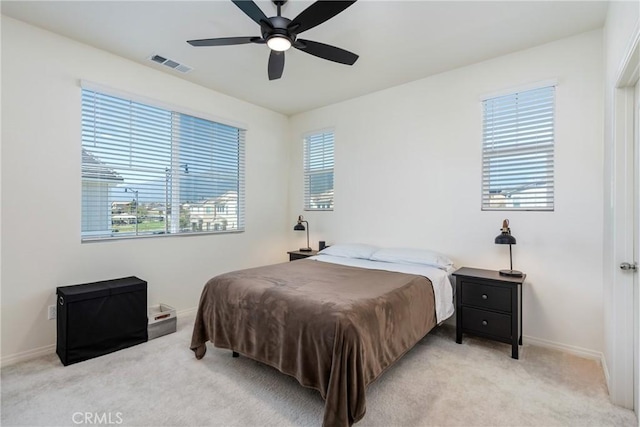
[1,314,637,427]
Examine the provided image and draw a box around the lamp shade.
[495,233,516,245]
[293,223,305,231]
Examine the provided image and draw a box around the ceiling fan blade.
[187,36,262,47]
[231,0,269,26]
[288,1,357,34]
[295,39,358,65]
[268,51,285,80]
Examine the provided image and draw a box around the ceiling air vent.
[148,54,193,74]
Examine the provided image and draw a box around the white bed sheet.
[308,254,455,324]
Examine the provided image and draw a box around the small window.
[81,88,245,241]
[482,85,555,211]
[303,130,334,211]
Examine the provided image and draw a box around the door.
[610,33,639,412]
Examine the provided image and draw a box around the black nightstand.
[453,267,526,359]
[287,250,318,261]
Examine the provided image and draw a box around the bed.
[190,245,454,427]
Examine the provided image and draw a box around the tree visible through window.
[81,88,245,241]
[303,131,334,211]
[482,85,555,211]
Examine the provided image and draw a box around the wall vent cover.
[148,54,193,73]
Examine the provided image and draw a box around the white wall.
[0,17,291,362]
[602,0,640,407]
[289,30,605,354]
[0,15,612,363]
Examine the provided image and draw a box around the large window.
[81,88,245,241]
[303,130,334,210]
[482,85,555,211]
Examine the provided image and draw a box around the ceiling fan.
[187,0,359,80]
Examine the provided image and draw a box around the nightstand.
[453,267,526,359]
[287,250,318,261]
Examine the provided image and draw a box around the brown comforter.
[190,259,437,427]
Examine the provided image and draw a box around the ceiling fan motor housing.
[262,16,295,45]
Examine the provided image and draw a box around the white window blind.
[482,85,555,211]
[81,89,245,241]
[303,131,334,210]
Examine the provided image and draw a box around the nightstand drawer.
[287,250,318,261]
[462,307,511,339]
[460,280,511,312]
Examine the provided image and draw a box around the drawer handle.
[481,294,488,300]
[482,320,488,326]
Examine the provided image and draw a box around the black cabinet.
[287,250,318,261]
[453,267,525,359]
[56,276,148,366]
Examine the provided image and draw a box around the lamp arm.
[509,244,513,271]
[304,221,310,250]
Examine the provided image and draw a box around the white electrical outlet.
[48,305,56,320]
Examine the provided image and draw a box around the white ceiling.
[1,1,608,116]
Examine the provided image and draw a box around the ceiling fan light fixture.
[267,35,292,52]
[187,0,360,80]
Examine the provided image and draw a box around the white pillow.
[318,243,379,259]
[370,247,454,270]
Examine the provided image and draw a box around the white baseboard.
[1,312,606,371]
[0,343,56,368]
[177,306,197,318]
[0,306,199,368]
[524,336,609,387]
[524,334,604,361]
[600,353,611,394]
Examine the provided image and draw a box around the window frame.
[80,82,246,242]
[480,83,556,212]
[302,129,335,211]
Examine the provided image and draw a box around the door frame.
[634,78,640,421]
[609,28,639,411]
